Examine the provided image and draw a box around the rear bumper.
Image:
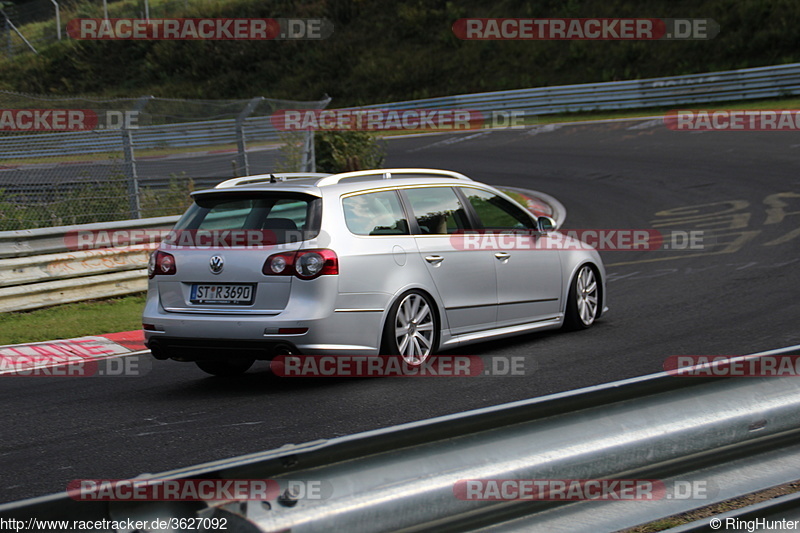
[147,337,295,361]
[145,333,383,360]
[143,301,387,359]
[143,275,394,359]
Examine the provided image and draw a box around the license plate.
[190,284,255,305]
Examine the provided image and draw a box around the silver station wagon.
[143,168,606,376]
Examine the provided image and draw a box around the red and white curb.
[500,186,566,228]
[0,330,147,376]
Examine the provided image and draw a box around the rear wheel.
[383,290,439,366]
[564,265,600,330]
[195,359,254,377]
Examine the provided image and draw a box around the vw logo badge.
[209,255,224,274]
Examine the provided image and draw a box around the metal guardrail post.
[298,95,329,172]
[300,129,315,172]
[1,10,37,55]
[3,12,10,57]
[50,0,61,41]
[122,96,153,219]
[236,97,265,177]
[121,130,140,219]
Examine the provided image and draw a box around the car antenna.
[270,174,277,183]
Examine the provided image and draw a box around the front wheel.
[382,290,439,366]
[563,265,600,330]
[195,359,254,377]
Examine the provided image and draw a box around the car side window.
[342,190,410,235]
[461,188,536,230]
[404,187,470,234]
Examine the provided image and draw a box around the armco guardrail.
[2,63,800,160]
[2,346,799,532]
[0,115,286,159]
[360,62,800,116]
[0,93,331,162]
[0,216,178,312]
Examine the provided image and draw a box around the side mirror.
[537,216,556,232]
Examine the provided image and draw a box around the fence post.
[300,129,315,172]
[122,95,153,219]
[235,97,264,177]
[297,95,330,172]
[121,130,140,219]
[50,0,61,41]
[1,12,37,54]
[3,12,10,57]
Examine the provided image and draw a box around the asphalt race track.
[2,118,799,502]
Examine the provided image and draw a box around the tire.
[563,265,600,330]
[195,359,254,377]
[382,290,439,366]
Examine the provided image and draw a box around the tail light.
[262,249,338,280]
[148,250,177,278]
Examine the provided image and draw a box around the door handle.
[425,255,444,265]
[494,252,511,260]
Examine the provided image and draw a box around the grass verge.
[0,293,146,345]
[622,480,800,532]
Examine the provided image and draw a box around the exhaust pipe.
[269,344,298,375]
[273,343,296,356]
[148,342,169,360]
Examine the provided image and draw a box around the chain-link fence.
[1,0,60,56]
[1,0,208,57]
[0,90,329,230]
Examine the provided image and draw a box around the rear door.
[156,191,320,314]
[459,187,562,325]
[337,189,420,299]
[402,186,498,335]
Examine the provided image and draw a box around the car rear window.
[172,192,321,244]
[342,190,409,235]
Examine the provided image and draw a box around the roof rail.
[315,168,472,187]
[215,173,331,189]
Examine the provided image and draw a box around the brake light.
[262,249,338,279]
[148,251,177,278]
